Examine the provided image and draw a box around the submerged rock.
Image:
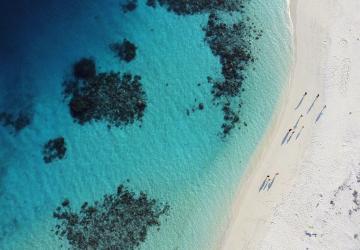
[42,137,67,164]
[110,39,137,62]
[52,184,170,249]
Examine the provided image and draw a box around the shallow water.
[0,0,292,249]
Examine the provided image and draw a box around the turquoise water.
[0,0,292,249]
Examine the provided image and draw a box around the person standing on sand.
[259,175,270,192]
[267,173,279,191]
[282,129,293,145]
[287,130,295,143]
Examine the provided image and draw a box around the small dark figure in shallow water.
[42,137,67,164]
[110,39,137,62]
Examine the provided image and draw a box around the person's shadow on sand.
[296,126,304,140]
[315,105,326,123]
[307,94,320,114]
[282,129,292,145]
[259,175,270,192]
[295,92,307,110]
[267,173,279,191]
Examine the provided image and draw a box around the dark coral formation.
[204,13,262,136]
[146,0,244,14]
[146,0,156,8]
[110,39,137,63]
[205,14,253,99]
[0,111,32,133]
[52,184,170,249]
[147,0,261,137]
[122,0,137,13]
[198,103,204,110]
[42,137,67,164]
[63,58,147,127]
[186,100,205,116]
[73,58,96,80]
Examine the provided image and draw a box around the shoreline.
[220,0,324,248]
[221,0,360,248]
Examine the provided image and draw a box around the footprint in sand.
[338,38,348,48]
[339,58,351,96]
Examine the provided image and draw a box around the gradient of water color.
[0,0,292,249]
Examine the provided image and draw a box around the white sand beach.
[221,0,360,248]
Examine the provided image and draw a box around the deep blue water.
[0,0,292,249]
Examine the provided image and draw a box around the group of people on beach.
[260,92,327,192]
[284,92,326,145]
[259,173,279,192]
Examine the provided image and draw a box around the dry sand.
[220,0,360,249]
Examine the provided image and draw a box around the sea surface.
[0,0,292,249]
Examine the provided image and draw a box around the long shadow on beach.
[281,130,291,145]
[295,93,307,110]
[307,95,319,114]
[296,126,304,140]
[286,131,295,144]
[293,114,303,129]
[315,106,326,123]
[267,174,279,191]
[259,176,269,192]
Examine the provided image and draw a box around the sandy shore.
[221,0,360,248]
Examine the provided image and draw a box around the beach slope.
[221,0,360,248]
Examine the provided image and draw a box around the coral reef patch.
[0,111,32,134]
[110,39,137,63]
[146,0,244,15]
[146,0,261,137]
[42,137,67,164]
[52,184,170,249]
[63,58,147,127]
[122,0,138,13]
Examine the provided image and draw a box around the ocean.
[0,0,292,249]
